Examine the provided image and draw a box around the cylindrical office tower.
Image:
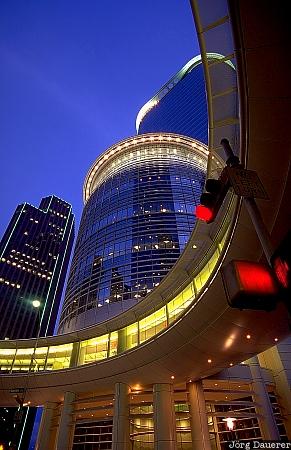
[59,133,209,333]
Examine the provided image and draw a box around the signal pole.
[220,138,274,265]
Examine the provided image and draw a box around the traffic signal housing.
[195,168,229,223]
[221,260,280,311]
[271,231,291,292]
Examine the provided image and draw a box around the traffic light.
[221,260,280,311]
[271,231,291,292]
[195,168,229,223]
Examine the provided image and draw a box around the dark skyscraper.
[0,195,75,339]
[0,195,74,449]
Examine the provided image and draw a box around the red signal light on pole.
[236,261,278,294]
[271,231,291,291]
[195,169,229,224]
[195,204,214,222]
[273,257,289,288]
[221,260,280,311]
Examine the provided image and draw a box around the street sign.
[9,388,26,394]
[226,167,269,199]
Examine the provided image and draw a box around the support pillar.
[187,380,212,450]
[258,344,291,439]
[55,391,75,450]
[153,383,177,450]
[249,356,280,439]
[35,402,58,450]
[69,341,80,367]
[117,328,127,354]
[112,382,131,450]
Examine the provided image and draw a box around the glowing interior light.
[223,417,236,430]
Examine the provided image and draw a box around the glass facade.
[73,420,113,449]
[59,135,208,333]
[138,62,208,143]
[136,54,235,145]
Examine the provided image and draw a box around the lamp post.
[31,299,42,371]
[10,300,42,450]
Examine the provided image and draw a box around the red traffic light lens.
[195,205,213,222]
[273,256,289,288]
[236,260,278,295]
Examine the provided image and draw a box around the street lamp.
[10,300,43,448]
[32,299,41,308]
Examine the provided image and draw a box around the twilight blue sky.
[0,1,199,237]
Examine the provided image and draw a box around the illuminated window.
[79,335,109,365]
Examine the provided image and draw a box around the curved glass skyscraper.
[58,134,209,333]
[136,53,235,143]
[58,55,233,333]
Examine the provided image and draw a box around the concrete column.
[117,328,127,354]
[249,356,280,439]
[55,391,75,450]
[69,341,80,367]
[153,383,177,450]
[112,382,131,450]
[187,380,212,450]
[211,413,222,450]
[35,402,58,450]
[258,344,291,439]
